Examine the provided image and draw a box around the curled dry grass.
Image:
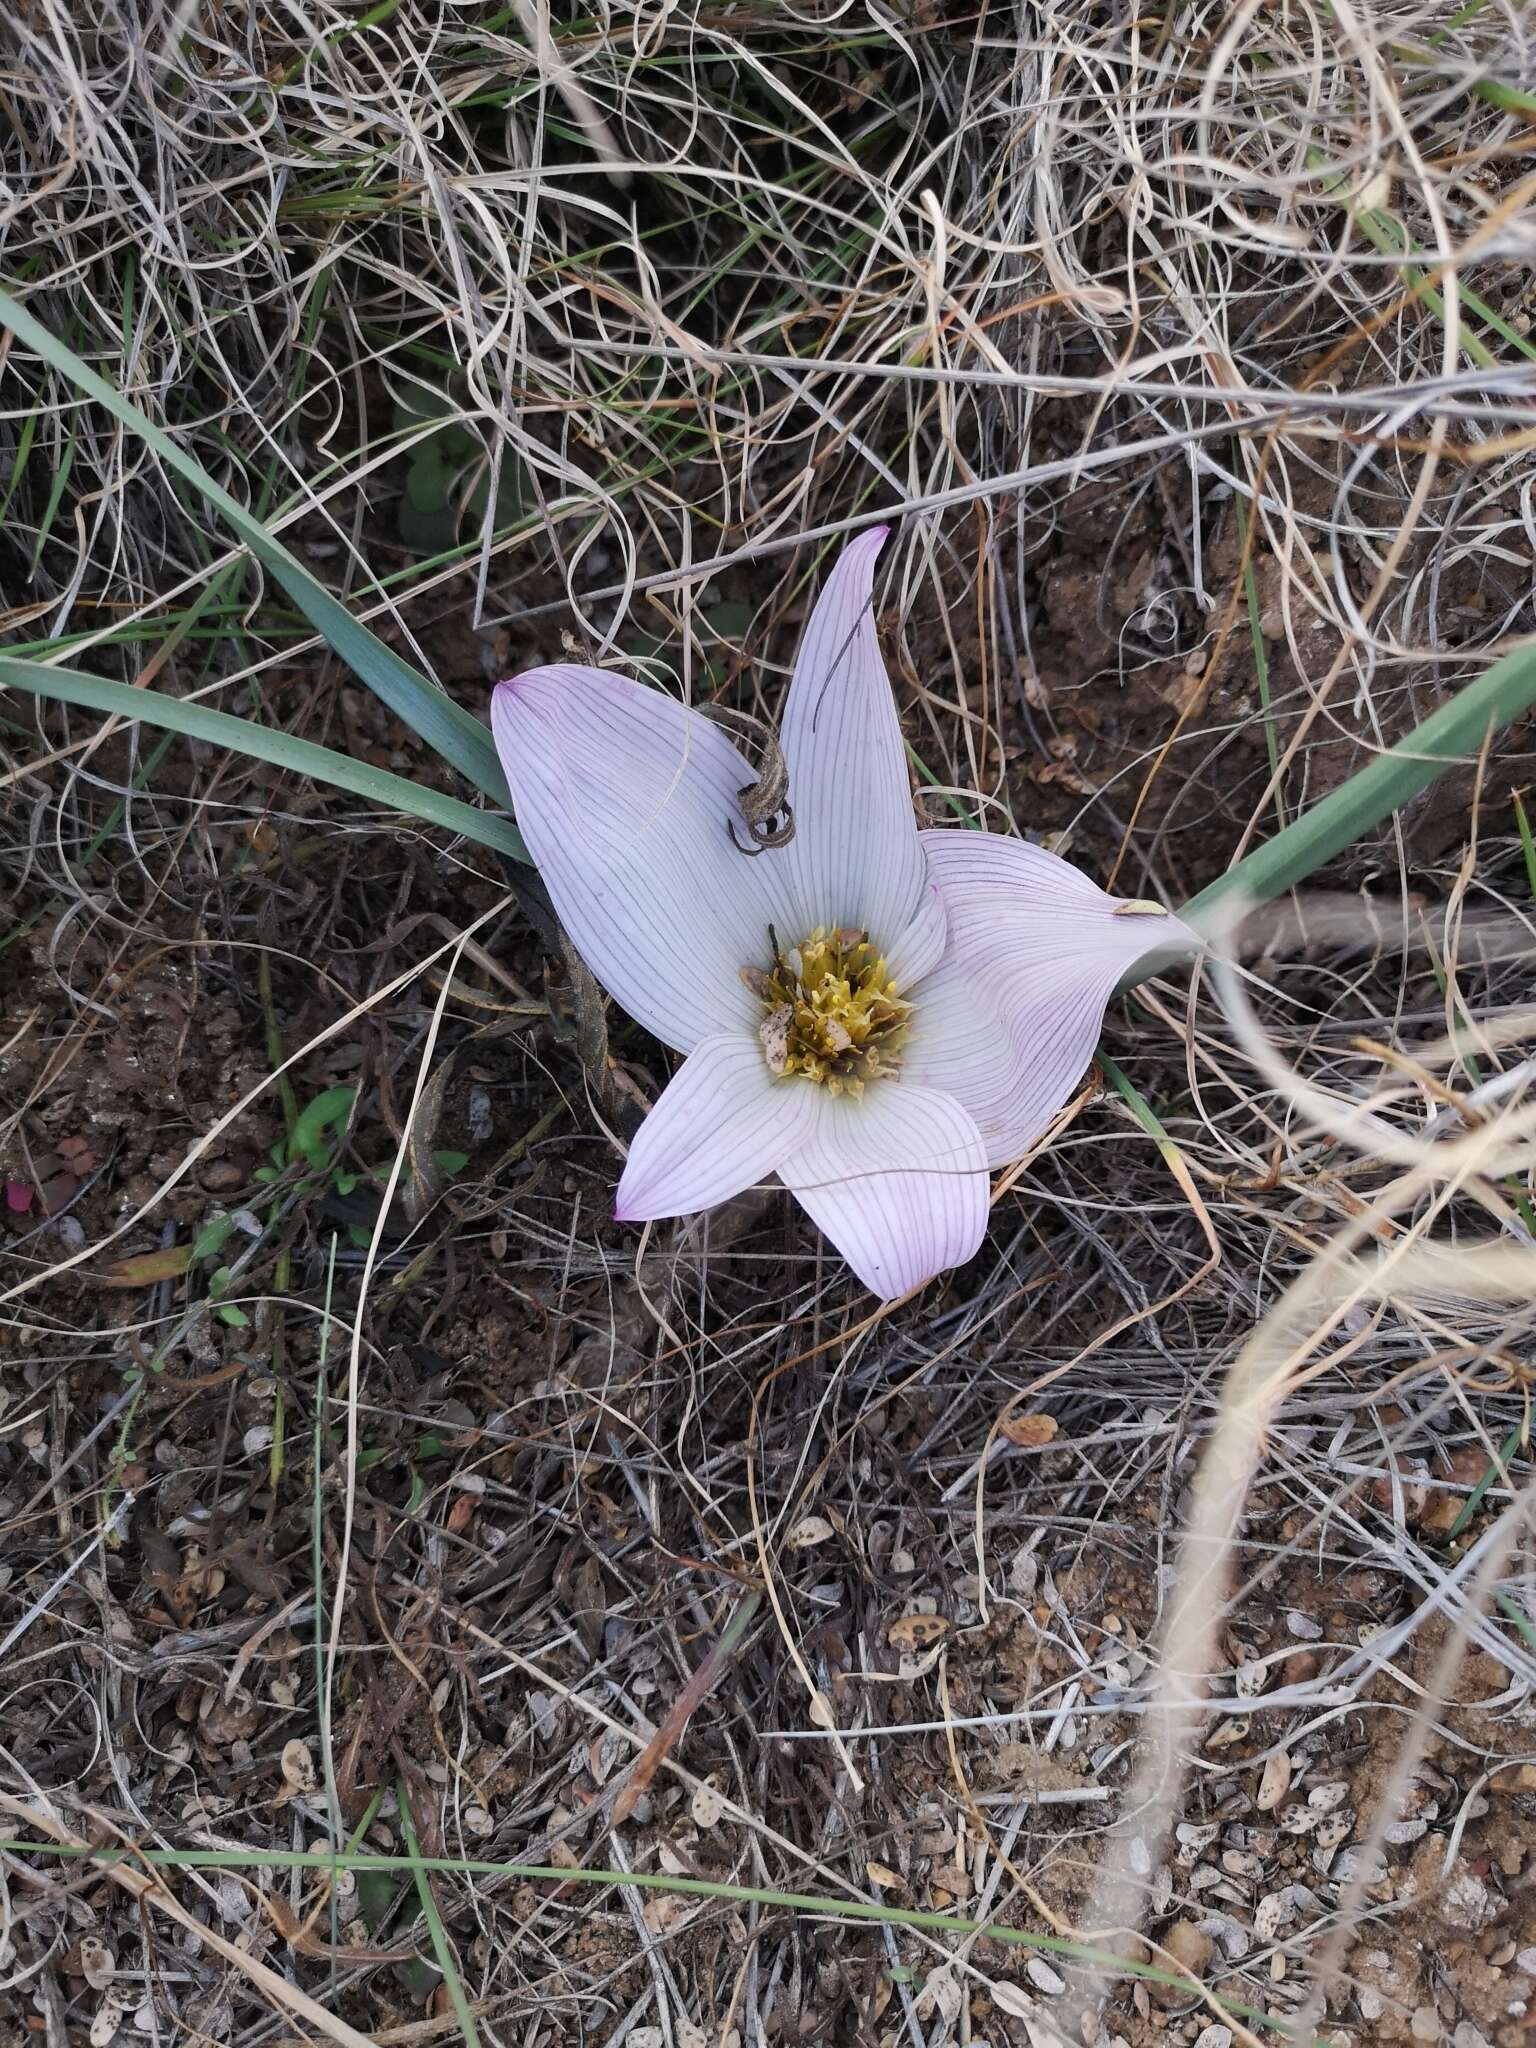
[3,3,1536,2045]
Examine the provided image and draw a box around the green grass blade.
[1181,640,1536,926]
[0,1837,1331,2039]
[1097,1050,1170,1148]
[0,656,528,862]
[0,287,511,808]
[29,430,73,570]
[396,1781,480,2048]
[1513,789,1536,901]
[1447,1423,1521,1542]
[1232,483,1281,792]
[0,405,37,526]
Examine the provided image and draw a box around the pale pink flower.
[491,530,1198,1300]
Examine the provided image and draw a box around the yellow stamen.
[741,926,911,1096]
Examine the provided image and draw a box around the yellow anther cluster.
[742,927,911,1094]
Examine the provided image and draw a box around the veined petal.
[769,528,926,947]
[616,1034,816,1220]
[884,881,948,993]
[902,830,1200,1167]
[492,665,798,1054]
[779,1083,989,1300]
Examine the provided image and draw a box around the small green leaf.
[404,443,454,514]
[430,1149,469,1175]
[288,1085,356,1168]
[464,454,527,533]
[215,1302,250,1328]
[252,1165,279,1184]
[706,599,755,641]
[355,1866,397,1927]
[207,1264,233,1299]
[397,495,459,559]
[393,387,458,430]
[334,1170,360,1196]
[398,439,461,555]
[192,1214,235,1261]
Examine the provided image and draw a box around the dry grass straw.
[1067,906,1536,2038]
[0,1789,380,2048]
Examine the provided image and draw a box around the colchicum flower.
[491,530,1198,1300]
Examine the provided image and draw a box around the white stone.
[1440,1871,1493,1932]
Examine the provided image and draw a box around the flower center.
[741,926,911,1094]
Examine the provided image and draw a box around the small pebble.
[1202,1912,1250,1961]
[1315,1812,1354,1851]
[1151,1919,1213,2004]
[1234,1658,1267,1699]
[1440,1870,1493,1932]
[1384,1818,1428,1845]
[1411,2007,1441,2043]
[1257,1751,1291,1810]
[1254,1889,1296,1940]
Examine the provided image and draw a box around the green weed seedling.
[253,1085,359,1209]
[393,382,529,557]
